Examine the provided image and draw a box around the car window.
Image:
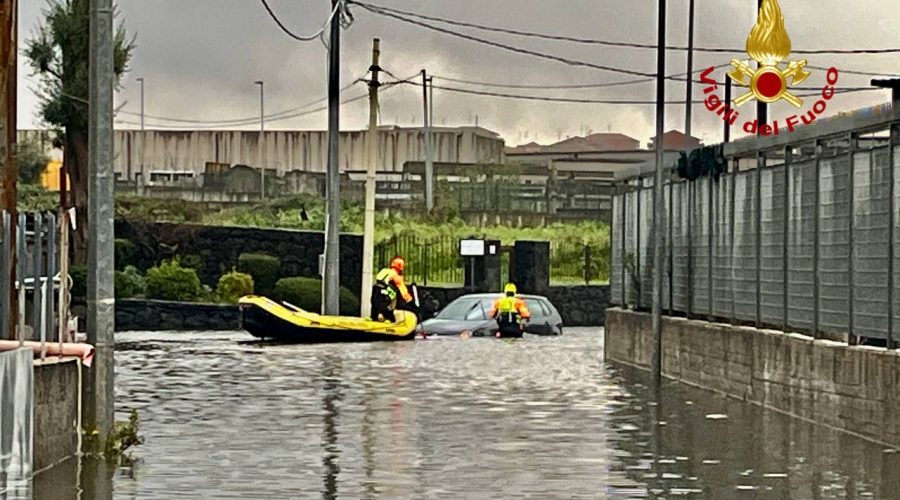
[437,297,491,321]
[524,299,545,318]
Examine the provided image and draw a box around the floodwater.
[17,328,900,498]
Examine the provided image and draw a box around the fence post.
[708,170,714,320]
[783,145,792,332]
[45,213,57,361]
[756,152,764,328]
[888,123,898,348]
[636,180,642,310]
[813,140,822,339]
[583,244,592,285]
[848,132,857,345]
[730,159,737,325]
[16,213,25,345]
[423,242,429,288]
[33,213,43,347]
[667,179,673,314]
[0,211,8,340]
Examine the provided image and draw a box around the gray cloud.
[18,0,900,147]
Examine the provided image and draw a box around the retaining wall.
[33,358,80,474]
[604,308,900,447]
[115,299,240,332]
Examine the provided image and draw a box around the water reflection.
[18,329,900,498]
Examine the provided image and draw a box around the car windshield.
[436,297,492,321]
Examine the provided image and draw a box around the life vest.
[495,296,522,325]
[374,268,397,300]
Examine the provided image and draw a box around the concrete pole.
[651,0,668,388]
[684,0,694,138]
[86,0,116,441]
[137,77,144,186]
[0,0,17,340]
[756,0,767,132]
[255,80,266,200]
[422,70,434,213]
[323,0,341,315]
[360,38,380,319]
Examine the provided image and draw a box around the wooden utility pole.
[0,0,17,340]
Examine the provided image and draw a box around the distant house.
[647,130,703,152]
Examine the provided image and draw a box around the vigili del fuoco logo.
[700,0,839,136]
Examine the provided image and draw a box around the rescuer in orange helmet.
[489,283,531,338]
[371,256,413,322]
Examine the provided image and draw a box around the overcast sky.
[17,0,900,147]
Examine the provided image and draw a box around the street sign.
[459,239,485,257]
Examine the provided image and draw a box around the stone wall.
[605,308,900,447]
[115,220,363,297]
[116,299,240,332]
[33,358,80,473]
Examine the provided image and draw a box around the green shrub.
[272,277,359,315]
[115,239,137,270]
[115,266,146,299]
[216,271,254,304]
[145,259,202,302]
[69,265,87,298]
[237,253,280,295]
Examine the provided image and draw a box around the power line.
[259,0,344,42]
[352,1,658,79]
[350,0,900,55]
[395,79,878,105]
[118,79,364,126]
[114,80,409,129]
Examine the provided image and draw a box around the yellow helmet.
[504,283,517,295]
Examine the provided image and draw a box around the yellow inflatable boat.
[238,295,419,343]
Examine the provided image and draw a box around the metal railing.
[375,235,465,286]
[610,109,900,345]
[1,210,73,359]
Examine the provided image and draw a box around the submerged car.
[417,293,563,337]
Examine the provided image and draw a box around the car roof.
[454,293,549,301]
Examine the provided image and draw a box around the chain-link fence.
[610,114,900,345]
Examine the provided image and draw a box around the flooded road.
[32,328,900,498]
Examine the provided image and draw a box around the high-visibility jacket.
[489,296,531,323]
[374,268,412,303]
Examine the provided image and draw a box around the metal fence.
[1,210,70,357]
[376,234,606,287]
[610,112,900,344]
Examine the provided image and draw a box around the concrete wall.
[16,127,505,181]
[33,358,80,473]
[604,308,900,447]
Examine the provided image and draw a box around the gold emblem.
[728,0,810,108]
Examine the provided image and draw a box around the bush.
[272,277,359,315]
[145,259,202,302]
[237,253,280,295]
[115,239,137,271]
[69,265,87,299]
[115,266,146,299]
[216,271,254,304]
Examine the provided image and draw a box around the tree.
[25,0,134,263]
[16,138,50,185]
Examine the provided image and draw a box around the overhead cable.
[351,0,900,55]
[259,0,351,42]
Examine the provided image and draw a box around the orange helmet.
[391,257,405,272]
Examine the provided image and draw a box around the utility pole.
[322,0,341,315]
[0,0,17,340]
[684,0,695,138]
[86,0,116,442]
[422,69,434,213]
[651,0,667,388]
[360,38,380,319]
[756,0,767,133]
[255,80,266,200]
[137,77,144,185]
[724,77,732,142]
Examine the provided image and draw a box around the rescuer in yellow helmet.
[371,256,413,322]
[489,283,531,338]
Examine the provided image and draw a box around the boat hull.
[239,296,417,343]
